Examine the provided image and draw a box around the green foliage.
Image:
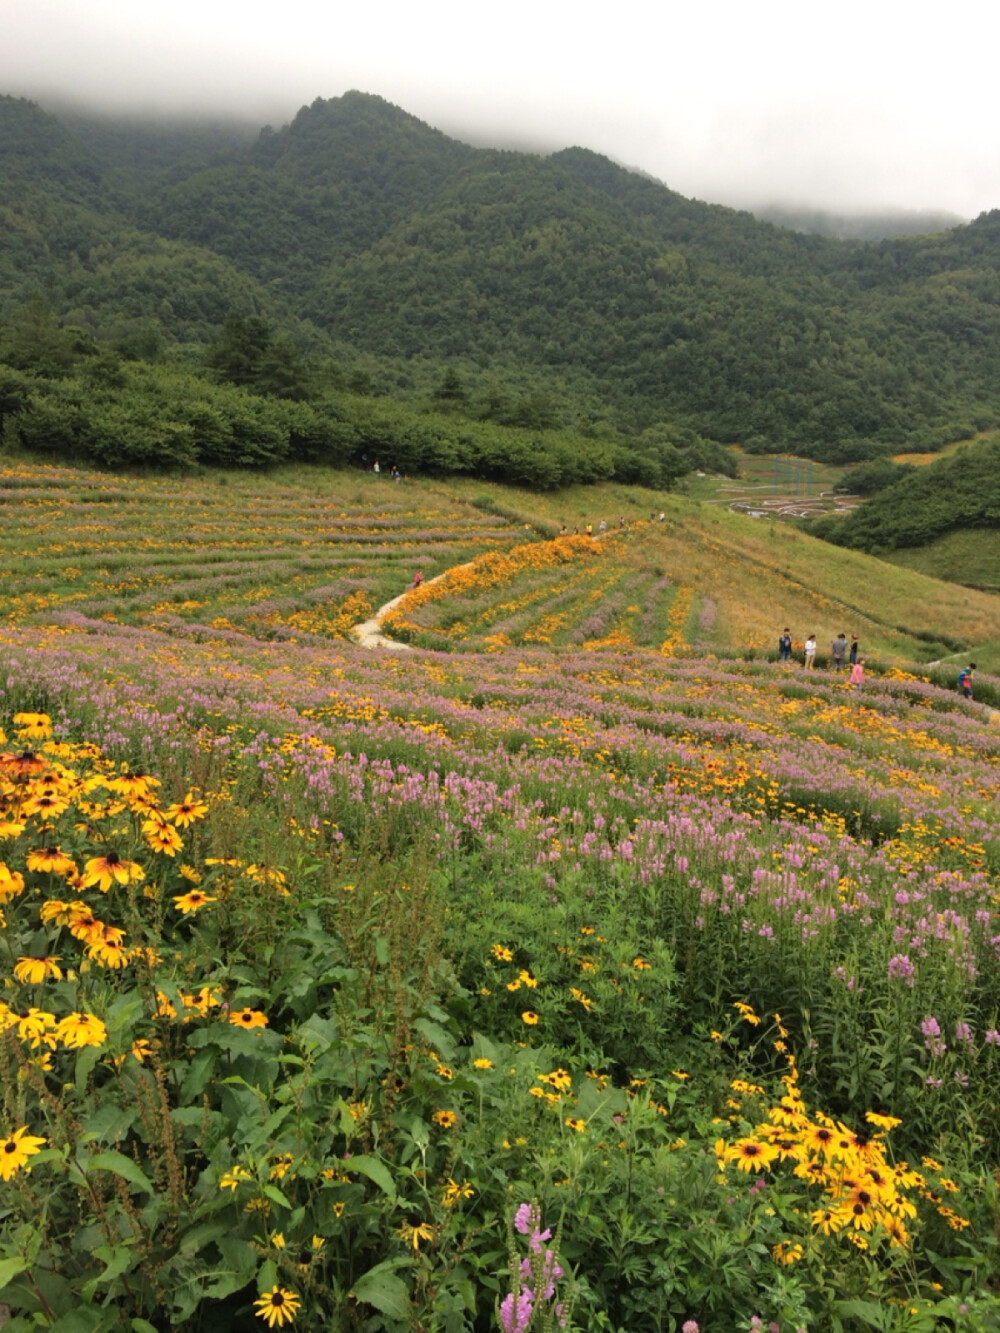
[824,439,1000,552]
[6,92,1000,476]
[839,458,916,496]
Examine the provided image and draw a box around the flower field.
[1,462,999,1331]
[0,462,521,643]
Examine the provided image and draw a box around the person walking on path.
[849,634,859,665]
[412,571,422,588]
[850,658,864,693]
[373,460,380,477]
[778,628,792,662]
[831,633,848,672]
[804,634,817,669]
[958,663,976,699]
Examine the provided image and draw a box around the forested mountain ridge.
[3,90,1000,468]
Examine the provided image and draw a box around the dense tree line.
[810,440,1000,552]
[0,303,674,487]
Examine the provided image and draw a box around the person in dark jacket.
[778,629,792,662]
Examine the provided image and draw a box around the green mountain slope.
[814,437,1000,556]
[3,91,1000,469]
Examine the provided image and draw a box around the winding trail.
[351,564,473,650]
[351,590,416,651]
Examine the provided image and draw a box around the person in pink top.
[850,658,864,692]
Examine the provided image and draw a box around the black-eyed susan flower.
[397,1219,434,1251]
[142,819,182,856]
[0,749,45,778]
[172,889,217,915]
[86,938,130,970]
[9,1007,58,1049]
[431,1110,457,1129]
[80,852,144,893]
[22,791,69,820]
[442,1178,474,1207]
[565,1117,586,1133]
[110,772,160,802]
[245,864,288,892]
[0,865,26,902]
[731,1139,777,1172]
[866,1111,902,1133]
[0,1126,47,1180]
[13,956,62,984]
[811,1207,840,1236]
[55,1011,107,1049]
[13,714,52,741]
[253,1286,301,1328]
[772,1241,803,1265]
[806,1125,836,1152]
[472,1057,493,1070]
[229,1008,268,1030]
[521,1011,539,1026]
[490,944,513,961]
[219,1165,252,1192]
[26,847,77,877]
[164,793,208,828]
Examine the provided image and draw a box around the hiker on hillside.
[804,634,817,669]
[778,628,792,662]
[373,460,380,477]
[849,634,859,665]
[831,633,848,672]
[958,663,976,699]
[413,571,422,588]
[850,658,864,693]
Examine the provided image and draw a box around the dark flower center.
[4,1141,16,1153]
[106,853,121,866]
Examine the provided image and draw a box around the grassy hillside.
[1,456,999,1328]
[886,527,1000,592]
[3,458,997,672]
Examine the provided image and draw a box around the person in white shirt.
[804,634,817,669]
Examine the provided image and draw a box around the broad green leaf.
[351,1264,411,1319]
[82,1151,154,1195]
[414,1017,454,1058]
[81,1243,136,1300]
[0,1256,28,1292]
[345,1154,396,1199]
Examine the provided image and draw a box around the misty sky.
[4,0,999,219]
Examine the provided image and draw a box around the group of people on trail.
[778,631,981,702]
[778,628,864,689]
[559,517,628,537]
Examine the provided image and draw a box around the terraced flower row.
[0,462,521,643]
